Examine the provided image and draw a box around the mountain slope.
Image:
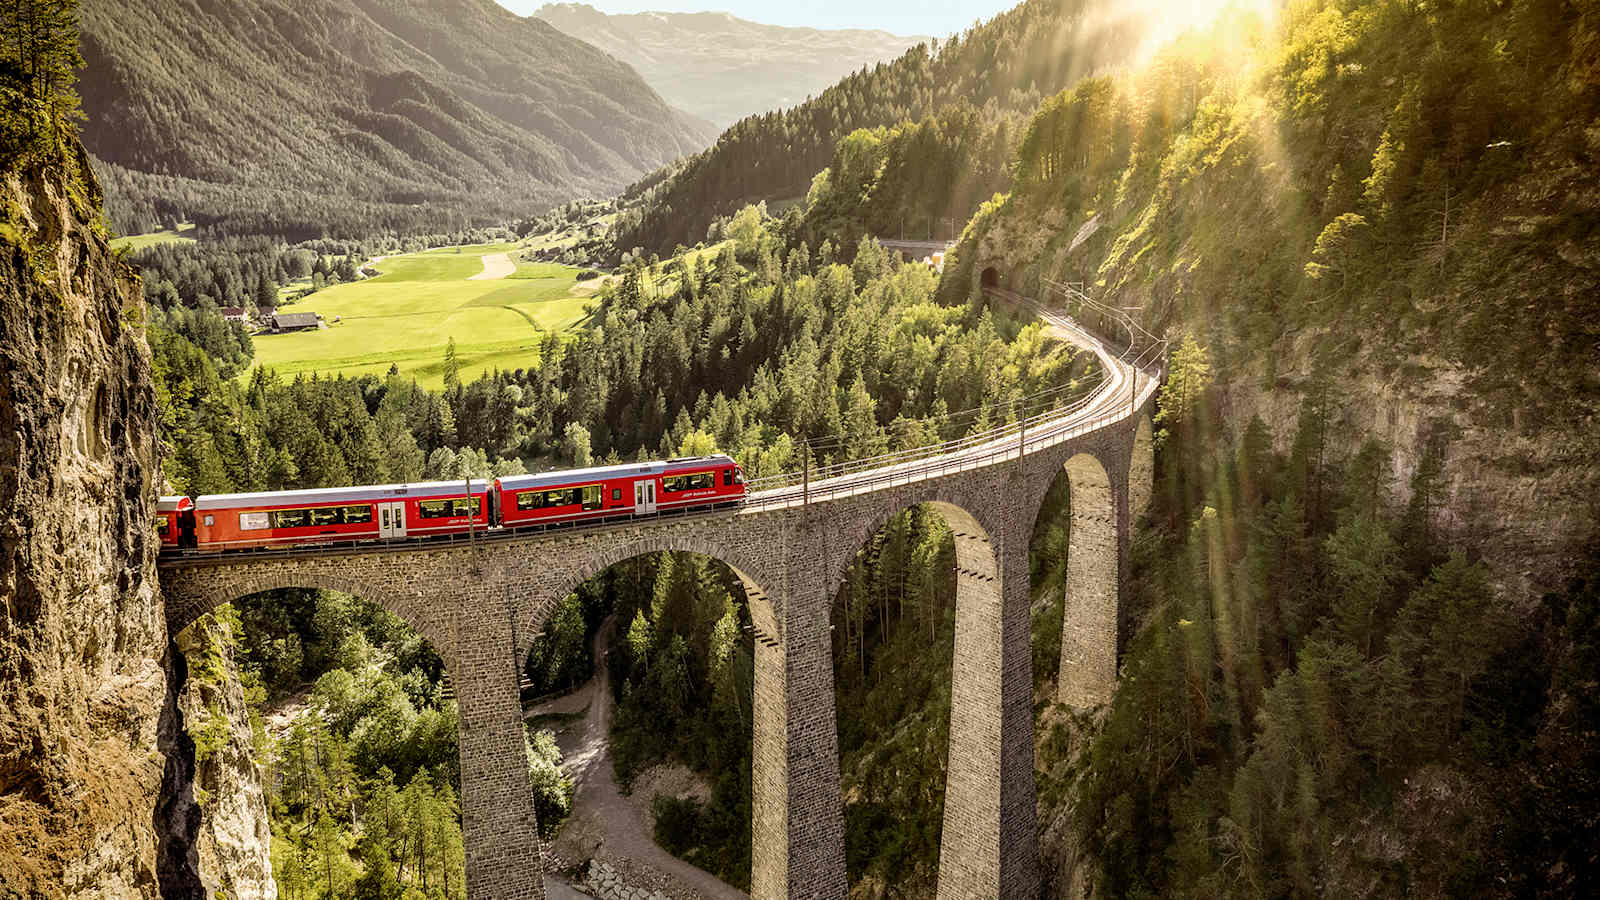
[609,0,1156,255]
[532,3,927,127]
[78,0,717,238]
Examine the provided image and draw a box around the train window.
[420,498,482,518]
[723,469,733,486]
[154,516,170,536]
[343,505,372,524]
[518,486,602,510]
[611,488,621,502]
[663,471,714,492]
[273,508,311,529]
[310,507,339,527]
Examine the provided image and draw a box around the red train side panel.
[192,481,488,550]
[495,455,745,529]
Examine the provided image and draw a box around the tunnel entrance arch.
[980,266,1002,290]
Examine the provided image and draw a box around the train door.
[633,480,657,515]
[378,502,407,538]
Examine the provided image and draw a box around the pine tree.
[442,338,461,393]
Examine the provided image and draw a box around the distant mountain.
[77,0,719,238]
[531,3,928,127]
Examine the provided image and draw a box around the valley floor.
[531,616,747,900]
[250,243,589,387]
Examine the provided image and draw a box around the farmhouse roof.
[271,312,319,329]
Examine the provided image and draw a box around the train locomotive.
[158,454,746,553]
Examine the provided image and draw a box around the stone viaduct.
[158,319,1158,900]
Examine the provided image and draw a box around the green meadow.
[250,244,592,388]
[111,222,197,250]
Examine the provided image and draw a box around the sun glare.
[1128,0,1280,63]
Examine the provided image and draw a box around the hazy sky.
[494,1,1016,37]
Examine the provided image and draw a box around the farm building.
[220,306,248,323]
[268,312,321,333]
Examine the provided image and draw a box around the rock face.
[0,142,166,896]
[173,613,277,900]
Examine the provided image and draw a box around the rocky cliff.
[173,611,277,900]
[0,140,166,896]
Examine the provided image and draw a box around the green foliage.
[831,507,955,895]
[1152,336,1212,447]
[795,106,1016,253]
[1072,384,1594,896]
[524,728,573,840]
[978,0,1599,432]
[0,0,84,178]
[605,553,755,889]
[257,589,465,899]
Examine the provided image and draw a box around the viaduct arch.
[157,313,1158,900]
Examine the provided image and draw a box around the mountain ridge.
[531,2,929,127]
[78,0,717,238]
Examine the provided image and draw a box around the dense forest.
[793,104,1016,255]
[77,0,714,239]
[174,585,572,900]
[608,0,1156,255]
[1063,363,1600,897]
[956,0,1598,429]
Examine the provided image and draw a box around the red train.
[157,455,746,553]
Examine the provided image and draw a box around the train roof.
[193,479,488,510]
[157,495,193,513]
[494,455,736,491]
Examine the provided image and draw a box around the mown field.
[251,244,595,387]
[111,222,197,250]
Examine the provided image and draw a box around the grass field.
[111,223,197,251]
[250,244,592,388]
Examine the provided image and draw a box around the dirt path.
[541,616,747,900]
[468,252,515,280]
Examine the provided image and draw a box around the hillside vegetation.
[930,0,1600,895]
[956,0,1599,570]
[609,0,1156,256]
[78,0,715,239]
[533,3,926,128]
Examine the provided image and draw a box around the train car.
[156,495,194,549]
[494,454,745,529]
[191,480,489,550]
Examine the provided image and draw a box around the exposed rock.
[0,141,165,896]
[174,612,276,900]
[583,860,673,900]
